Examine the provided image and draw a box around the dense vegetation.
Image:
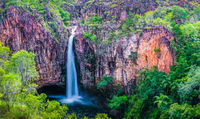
[0,43,68,118]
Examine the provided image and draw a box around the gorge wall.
[0,0,176,91]
[75,26,174,93]
[0,7,67,87]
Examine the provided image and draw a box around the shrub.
[84,32,97,43]
[171,6,189,20]
[108,95,128,109]
[164,103,197,119]
[95,113,111,119]
[154,48,161,52]
[97,75,114,89]
[129,52,138,60]
[178,66,200,104]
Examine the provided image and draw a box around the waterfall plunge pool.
[48,94,95,106]
[47,92,106,118]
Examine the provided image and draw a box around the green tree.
[95,113,111,119]
[164,103,198,119]
[41,100,68,119]
[0,73,22,107]
[124,95,144,119]
[0,42,10,66]
[178,66,200,104]
[9,50,38,88]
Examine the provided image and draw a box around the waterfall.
[59,26,93,105]
[66,26,79,98]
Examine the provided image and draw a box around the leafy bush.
[0,8,5,15]
[171,5,189,20]
[83,32,97,43]
[154,48,161,52]
[129,52,138,60]
[0,42,10,65]
[108,95,128,109]
[180,23,198,37]
[97,75,114,89]
[163,103,200,119]
[95,113,111,119]
[139,68,170,100]
[85,14,103,26]
[124,95,144,119]
[178,66,200,104]
[154,94,171,110]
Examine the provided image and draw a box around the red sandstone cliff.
[0,7,66,87]
[75,26,174,93]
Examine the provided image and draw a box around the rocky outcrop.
[75,26,174,93]
[0,7,67,87]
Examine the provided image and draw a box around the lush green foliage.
[95,113,112,119]
[97,75,114,89]
[178,66,200,104]
[171,5,189,20]
[0,42,10,65]
[108,95,128,109]
[0,43,69,119]
[85,14,103,27]
[124,67,200,119]
[154,48,161,52]
[84,32,97,43]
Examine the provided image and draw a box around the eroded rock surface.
[75,26,174,93]
[0,7,67,87]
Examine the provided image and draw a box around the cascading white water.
[66,26,79,98]
[59,26,94,105]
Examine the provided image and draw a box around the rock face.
[137,27,174,74]
[0,0,176,91]
[0,7,67,87]
[75,26,174,93]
